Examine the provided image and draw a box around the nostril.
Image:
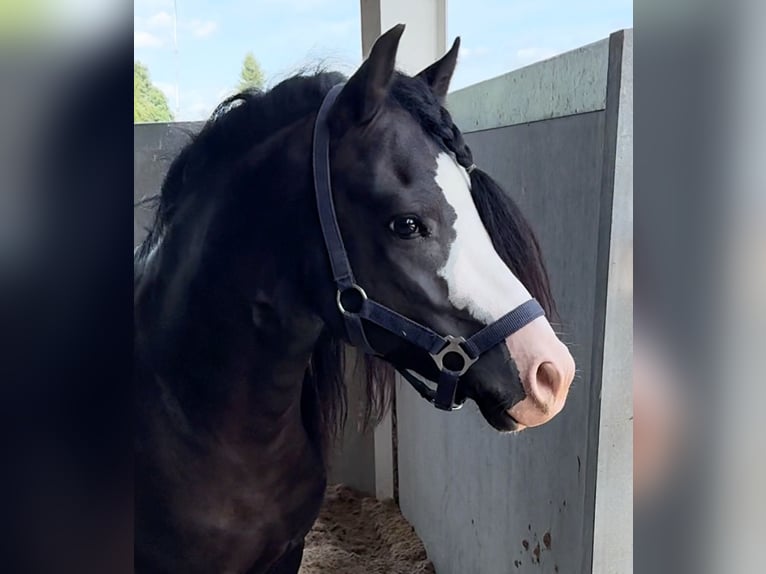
[507,360,569,428]
[531,362,563,414]
[536,362,561,392]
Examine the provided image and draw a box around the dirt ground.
[299,485,435,574]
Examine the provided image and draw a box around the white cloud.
[181,93,215,120]
[148,10,173,28]
[216,87,236,101]
[134,0,172,8]
[317,18,354,36]
[135,30,163,48]
[154,81,177,102]
[515,47,559,66]
[172,86,231,121]
[185,19,218,38]
[134,14,217,44]
[261,0,333,12]
[460,46,490,61]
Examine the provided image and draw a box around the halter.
[312,84,545,411]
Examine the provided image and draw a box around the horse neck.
[135,117,326,436]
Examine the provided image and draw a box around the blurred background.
[2,0,766,573]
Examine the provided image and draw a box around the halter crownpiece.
[312,83,545,411]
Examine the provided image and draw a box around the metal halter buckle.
[430,335,478,376]
[336,284,368,316]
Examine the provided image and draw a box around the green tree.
[238,52,265,91]
[134,61,174,123]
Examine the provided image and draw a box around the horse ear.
[330,24,404,132]
[416,37,460,103]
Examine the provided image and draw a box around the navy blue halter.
[312,84,544,411]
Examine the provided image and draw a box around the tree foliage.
[238,52,265,91]
[134,61,174,123]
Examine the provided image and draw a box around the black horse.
[134,25,575,574]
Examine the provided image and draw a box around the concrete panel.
[327,350,377,494]
[591,30,633,574]
[397,111,607,574]
[133,122,201,247]
[447,38,609,131]
[361,0,446,74]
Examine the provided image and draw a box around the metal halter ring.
[336,284,368,316]
[430,335,478,376]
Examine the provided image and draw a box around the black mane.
[136,69,555,443]
[136,71,346,261]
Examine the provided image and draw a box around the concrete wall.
[360,0,446,73]
[396,31,632,574]
[590,29,633,574]
[133,122,200,247]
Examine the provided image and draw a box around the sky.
[134,0,632,121]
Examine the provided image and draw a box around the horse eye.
[389,215,426,239]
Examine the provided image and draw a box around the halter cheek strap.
[312,83,544,411]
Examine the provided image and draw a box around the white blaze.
[435,152,531,325]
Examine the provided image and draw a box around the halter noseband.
[312,83,544,411]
